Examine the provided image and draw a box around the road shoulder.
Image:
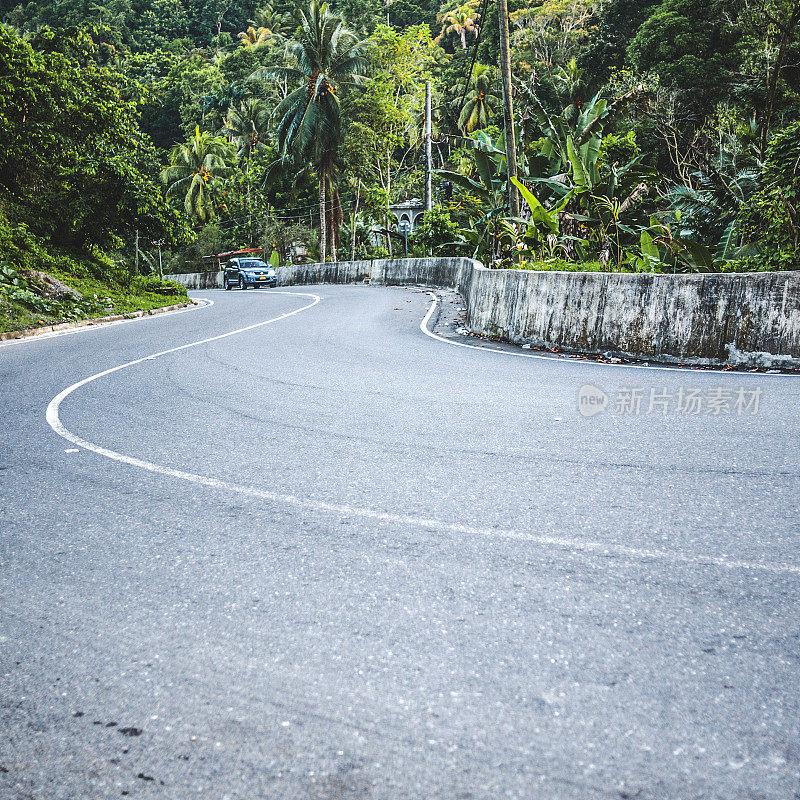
[0,301,197,343]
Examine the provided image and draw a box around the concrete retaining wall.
[167,260,800,368]
[166,270,223,289]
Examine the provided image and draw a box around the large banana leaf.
[433,169,491,201]
[575,94,608,145]
[473,149,496,195]
[470,129,506,155]
[579,135,601,186]
[510,176,545,213]
[640,230,659,260]
[524,176,572,199]
[677,237,715,270]
[566,136,591,192]
[510,177,573,236]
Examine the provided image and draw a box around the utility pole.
[152,239,165,278]
[497,0,519,218]
[134,229,139,274]
[424,81,432,214]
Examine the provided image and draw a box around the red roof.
[203,248,264,260]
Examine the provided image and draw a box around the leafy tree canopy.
[627,0,743,119]
[0,25,182,250]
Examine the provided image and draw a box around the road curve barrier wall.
[169,260,800,368]
[165,270,224,290]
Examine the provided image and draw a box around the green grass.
[0,218,190,334]
[0,268,188,334]
[512,258,607,272]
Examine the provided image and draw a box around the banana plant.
[434,132,511,261]
[517,81,650,169]
[509,176,577,243]
[622,216,729,273]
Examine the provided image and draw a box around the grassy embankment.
[0,252,188,334]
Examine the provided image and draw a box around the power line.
[212,159,429,229]
[212,192,359,229]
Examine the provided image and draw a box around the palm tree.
[222,98,271,165]
[437,1,480,49]
[238,25,272,47]
[252,0,368,261]
[161,126,235,224]
[247,4,288,39]
[454,64,499,133]
[222,99,271,243]
[251,5,273,28]
[552,58,586,109]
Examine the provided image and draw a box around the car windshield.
[240,260,267,269]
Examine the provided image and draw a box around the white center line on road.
[419,291,800,377]
[45,288,800,576]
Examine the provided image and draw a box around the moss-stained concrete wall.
[169,259,800,368]
[165,271,223,290]
[460,267,800,367]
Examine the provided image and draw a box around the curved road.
[1,285,798,799]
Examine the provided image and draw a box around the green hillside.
[1,0,798,278]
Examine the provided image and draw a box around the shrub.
[410,206,460,256]
[740,121,800,270]
[514,258,606,272]
[132,274,188,297]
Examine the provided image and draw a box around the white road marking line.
[420,291,800,377]
[45,288,799,576]
[64,448,79,453]
[47,290,321,436]
[0,298,214,348]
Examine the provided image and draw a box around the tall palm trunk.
[319,172,327,263]
[386,145,393,257]
[247,179,253,246]
[327,197,337,261]
[331,186,343,260]
[350,179,361,262]
[324,176,338,261]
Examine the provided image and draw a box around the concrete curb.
[0,301,194,342]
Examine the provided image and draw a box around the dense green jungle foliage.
[1,0,799,288]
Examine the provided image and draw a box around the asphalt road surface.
[1,285,799,800]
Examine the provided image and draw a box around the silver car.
[224,258,277,290]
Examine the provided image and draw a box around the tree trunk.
[761,2,800,158]
[328,195,337,262]
[386,146,393,257]
[498,0,519,221]
[247,180,252,247]
[335,187,344,256]
[319,173,327,263]
[350,179,361,262]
